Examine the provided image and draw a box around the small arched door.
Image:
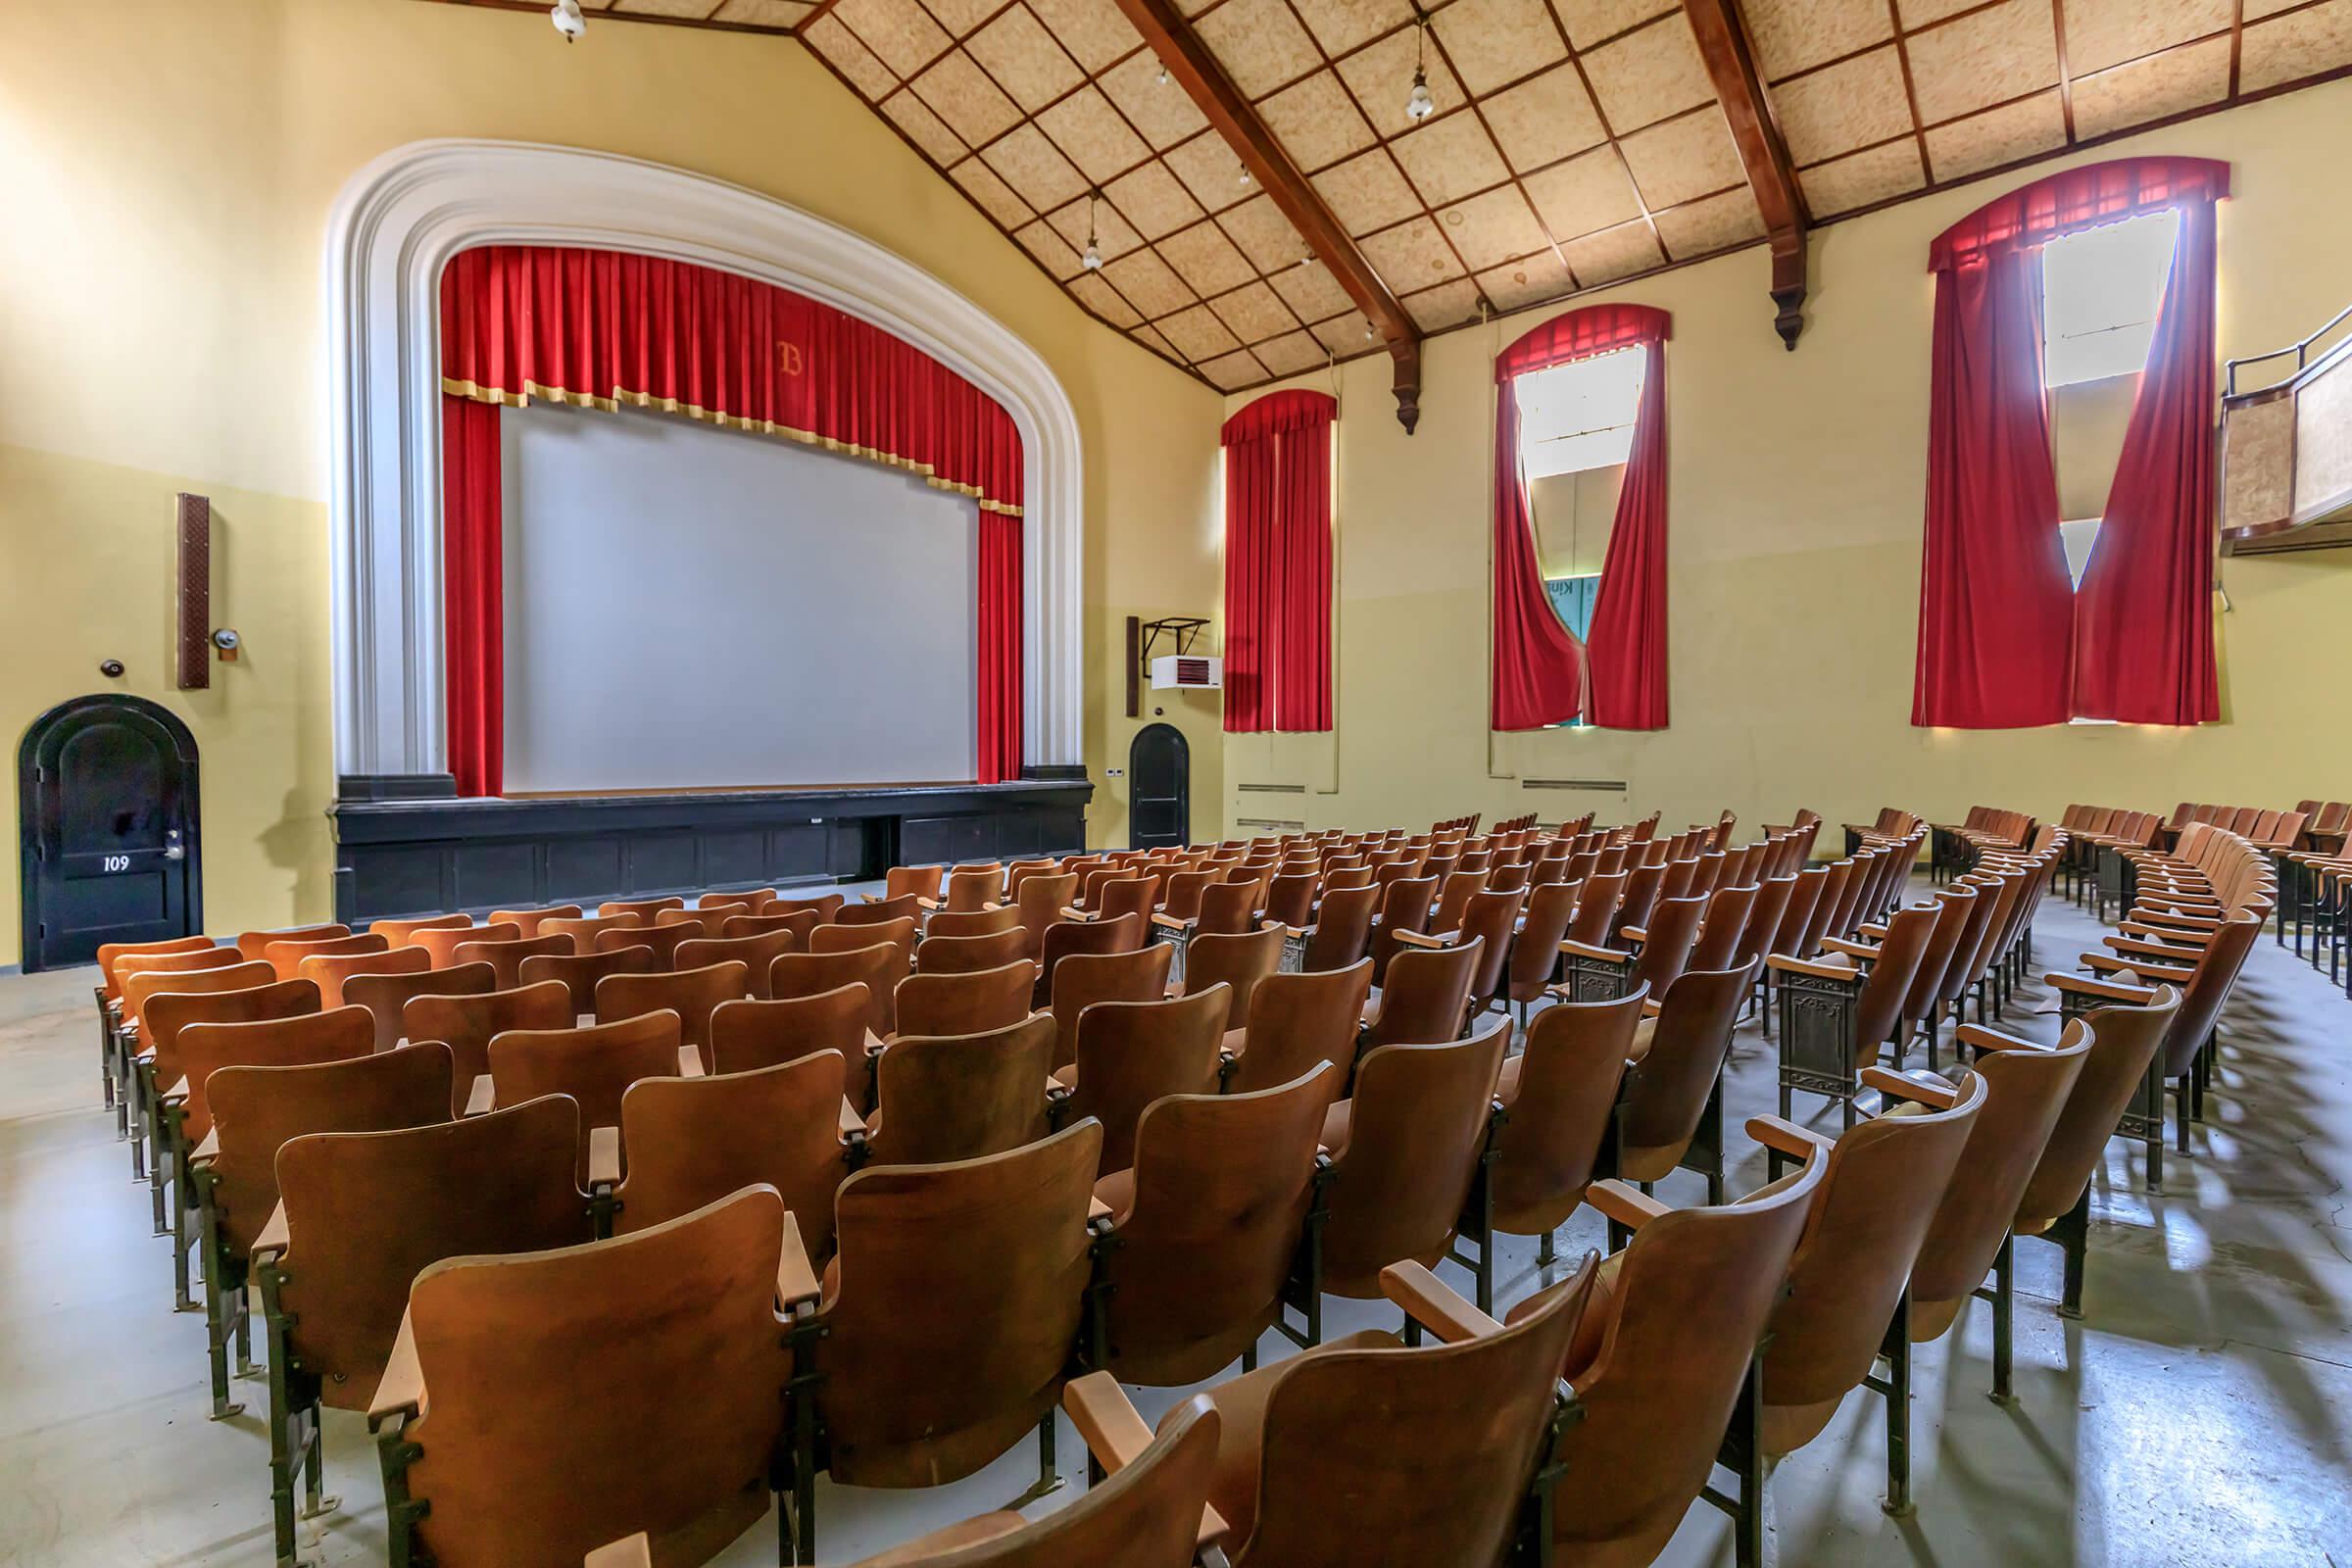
[1128,723,1189,850]
[18,695,201,971]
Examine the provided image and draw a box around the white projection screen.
[500,402,978,792]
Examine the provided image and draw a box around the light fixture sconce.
[551,0,586,42]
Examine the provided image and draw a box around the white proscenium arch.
[324,138,1083,783]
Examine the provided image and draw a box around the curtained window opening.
[1520,347,1645,731]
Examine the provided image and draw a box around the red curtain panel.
[441,394,505,798]
[2070,199,2222,724]
[436,244,1028,795]
[1220,390,1336,733]
[1492,304,1670,731]
[1585,334,1669,730]
[977,512,1024,783]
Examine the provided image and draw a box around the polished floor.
[2,881,2346,1566]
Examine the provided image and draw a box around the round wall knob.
[99,659,125,678]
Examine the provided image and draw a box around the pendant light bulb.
[1406,68,1435,121]
[1082,192,1103,271]
[551,0,586,42]
[1156,62,1171,85]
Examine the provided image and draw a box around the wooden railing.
[2221,303,2352,554]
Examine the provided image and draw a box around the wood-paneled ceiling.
[427,0,2352,394]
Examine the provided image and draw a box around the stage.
[328,773,1092,922]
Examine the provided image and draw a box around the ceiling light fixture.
[1156,62,1171,86]
[1240,168,1252,186]
[551,0,586,42]
[1081,192,1104,271]
[1405,14,1435,122]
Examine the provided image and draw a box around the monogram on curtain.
[1492,304,1671,731]
[1221,389,1336,733]
[436,245,1028,796]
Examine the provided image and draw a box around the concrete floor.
[1,881,2346,1566]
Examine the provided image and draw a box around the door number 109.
[101,855,131,872]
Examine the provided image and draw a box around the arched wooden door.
[1128,724,1189,850]
[18,695,201,971]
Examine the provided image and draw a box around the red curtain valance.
[1222,390,1336,733]
[440,245,1023,515]
[1495,304,1672,381]
[1223,387,1338,443]
[1928,156,2230,272]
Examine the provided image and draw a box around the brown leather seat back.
[262,932,389,983]
[489,1011,683,1176]
[894,960,1039,1041]
[1048,943,1174,1071]
[1619,963,1753,1178]
[405,980,574,1115]
[821,1121,1102,1487]
[1544,1152,1825,1562]
[176,1003,372,1141]
[1236,1254,1598,1565]
[1365,940,1482,1049]
[208,1044,452,1259]
[1228,958,1372,1096]
[925,906,1022,940]
[346,962,497,1054]
[1299,883,1379,972]
[771,946,907,1037]
[617,1051,849,1250]
[1562,870,1627,949]
[1490,986,1646,1235]
[916,926,1030,975]
[1068,987,1228,1174]
[1910,1027,2092,1338]
[1321,1018,1506,1297]
[516,947,654,1018]
[593,962,748,1071]
[451,933,573,990]
[273,1095,590,1409]
[1183,928,1285,1030]
[869,1013,1055,1166]
[400,1187,790,1568]
[1103,1065,1337,1385]
[1761,1075,1986,1453]
[2016,988,2180,1231]
[709,984,871,1076]
[1689,882,1760,972]
[299,945,430,1008]
[596,921,698,970]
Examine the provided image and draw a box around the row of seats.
[83,807,2208,1568]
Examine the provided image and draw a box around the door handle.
[164,829,186,862]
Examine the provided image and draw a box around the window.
[1516,347,1645,478]
[2057,516,2101,588]
[1543,574,1600,729]
[2041,212,2177,387]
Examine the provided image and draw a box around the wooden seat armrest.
[838,1098,867,1139]
[863,1029,888,1058]
[1150,912,1193,933]
[1861,1066,1958,1110]
[914,896,944,912]
[1618,925,1648,946]
[981,901,1007,912]
[464,1074,496,1116]
[1278,923,1310,940]
[1394,928,1455,951]
[192,1128,221,1163]
[163,1075,191,1104]
[1820,936,1881,962]
[1064,1370,1154,1473]
[1088,1195,1113,1225]
[2104,935,2202,961]
[2119,919,2211,947]
[367,1308,427,1429]
[2083,952,2194,983]
[1587,1179,1672,1233]
[587,1126,622,1189]
[253,1200,291,1262]
[1954,1022,2047,1054]
[2045,971,2161,1004]
[776,1210,820,1311]
[585,1537,655,1568]
[860,892,884,904]
[1380,1259,1502,1344]
[1765,953,1858,981]
[2132,906,2221,928]
[1558,939,1626,963]
[672,1045,705,1078]
[1856,921,1890,940]
[1641,997,1663,1018]
[1744,1113,1835,1162]
[1059,905,1090,921]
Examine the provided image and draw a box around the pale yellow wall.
[0,0,1224,963]
[1223,78,2352,843]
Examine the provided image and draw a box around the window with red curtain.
[435,244,1026,793]
[1221,389,1335,733]
[1492,303,1671,731]
[1913,156,2228,728]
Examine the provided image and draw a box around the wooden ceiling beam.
[1111,0,1425,429]
[1684,0,1809,349]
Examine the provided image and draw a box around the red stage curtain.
[1492,304,1670,731]
[1585,334,1668,729]
[442,394,505,797]
[2071,200,2221,723]
[978,512,1024,783]
[1221,390,1336,733]
[1911,245,2076,728]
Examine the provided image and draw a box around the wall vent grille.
[1238,782,1307,794]
[1522,778,1630,792]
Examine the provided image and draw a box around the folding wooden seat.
[514,946,652,1020]
[1768,901,1938,1129]
[2006,987,2180,1313]
[343,960,497,1054]
[933,863,1005,914]
[838,892,925,930]
[257,1095,593,1565]
[1561,891,1704,1004]
[1221,958,1373,1095]
[1393,886,1524,1023]
[171,1004,373,1159]
[1496,879,1582,1026]
[767,891,849,924]
[1073,873,1161,933]
[709,984,871,1076]
[294,944,426,1009]
[594,961,749,1074]
[772,943,906,1039]
[1688,881,1761,972]
[1489,986,1645,1262]
[261,930,388,982]
[1879,884,1979,1068]
[1362,874,1439,984]
[1319,1016,1506,1309]
[770,1121,1103,1561]
[913,925,1030,976]
[405,980,574,1114]
[672,929,798,998]
[1656,855,1704,904]
[486,904,584,939]
[1559,1140,1828,1565]
[812,915,918,969]
[592,920,698,970]
[1425,869,1490,938]
[1177,927,1284,1031]
[94,935,220,1113]
[1870,1024,2089,1404]
[853,1013,1057,1166]
[117,957,280,1178]
[452,931,574,989]
[1557,869,1628,956]
[605,1052,853,1252]
[406,921,515,969]
[893,959,1038,1041]
[1611,859,1671,941]
[368,913,471,949]
[875,863,947,903]
[922,904,1023,940]
[545,912,647,955]
[834,1382,1218,1568]
[481,1009,698,1181]
[1284,881,1378,974]
[600,897,685,921]
[652,906,736,939]
[369,1188,793,1568]
[235,923,350,962]
[191,1043,453,1421]
[1054,987,1228,1174]
[1361,938,1481,1051]
[1043,943,1174,1073]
